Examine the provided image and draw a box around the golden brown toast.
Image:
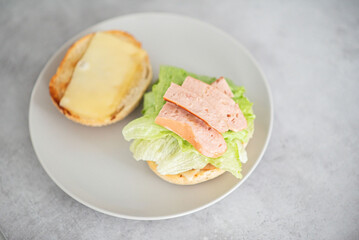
[49,30,152,126]
[147,161,225,185]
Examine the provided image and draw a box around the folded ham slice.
[155,76,242,158]
[155,102,227,158]
[163,78,247,133]
[181,76,246,132]
[155,77,247,158]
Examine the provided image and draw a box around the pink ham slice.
[164,77,247,133]
[211,77,234,98]
[155,102,227,158]
[182,76,246,131]
[155,78,235,158]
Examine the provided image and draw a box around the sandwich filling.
[155,102,227,158]
[163,78,247,133]
[60,32,147,120]
[154,77,244,158]
[123,66,255,178]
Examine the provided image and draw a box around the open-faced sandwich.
[48,29,254,185]
[49,30,152,126]
[123,66,255,185]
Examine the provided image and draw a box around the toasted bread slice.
[147,161,225,185]
[49,30,152,126]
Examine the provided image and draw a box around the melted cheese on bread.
[60,32,146,120]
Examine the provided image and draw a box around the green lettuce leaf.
[122,66,255,178]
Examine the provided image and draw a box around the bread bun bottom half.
[147,142,249,185]
[147,161,225,185]
[49,30,152,126]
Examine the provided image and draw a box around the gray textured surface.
[1,0,359,239]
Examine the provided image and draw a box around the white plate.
[29,13,273,220]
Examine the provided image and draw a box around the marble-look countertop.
[1,0,358,239]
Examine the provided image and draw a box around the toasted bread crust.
[147,161,225,185]
[49,30,152,126]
